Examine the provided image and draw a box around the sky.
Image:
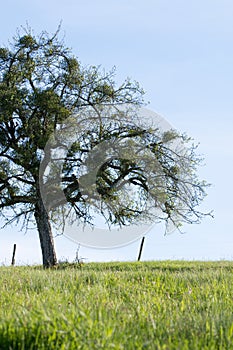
[0,0,233,265]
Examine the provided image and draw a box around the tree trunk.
[34,197,57,268]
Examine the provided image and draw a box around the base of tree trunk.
[35,197,57,268]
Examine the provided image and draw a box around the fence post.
[11,244,16,266]
[137,237,145,261]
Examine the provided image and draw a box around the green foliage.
[18,34,37,48]
[0,27,144,228]
[0,261,232,349]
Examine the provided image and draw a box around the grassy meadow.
[0,261,232,349]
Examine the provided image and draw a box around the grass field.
[0,261,232,349]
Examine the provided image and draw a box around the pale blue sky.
[0,0,233,264]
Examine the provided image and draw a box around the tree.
[0,27,210,267]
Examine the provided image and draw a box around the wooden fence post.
[137,237,145,261]
[11,244,16,266]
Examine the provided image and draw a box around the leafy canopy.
[0,27,210,234]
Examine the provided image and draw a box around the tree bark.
[34,196,57,268]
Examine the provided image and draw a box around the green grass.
[0,261,232,349]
